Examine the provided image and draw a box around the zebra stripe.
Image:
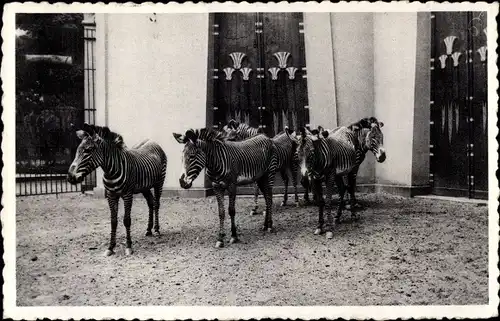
[302,118,386,209]
[223,120,299,214]
[289,128,339,239]
[68,123,167,256]
[174,128,278,248]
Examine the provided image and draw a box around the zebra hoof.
[280,201,286,207]
[267,227,275,233]
[145,231,153,237]
[250,209,259,215]
[314,228,322,235]
[326,232,334,239]
[154,231,161,237]
[262,210,266,217]
[104,249,114,256]
[125,248,133,256]
[229,237,239,244]
[215,241,224,248]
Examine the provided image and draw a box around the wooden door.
[207,13,310,192]
[430,12,488,199]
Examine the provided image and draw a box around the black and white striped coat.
[67,123,167,256]
[287,127,342,239]
[174,128,278,248]
[223,120,299,214]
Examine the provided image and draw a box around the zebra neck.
[357,130,370,153]
[203,141,225,176]
[100,145,127,180]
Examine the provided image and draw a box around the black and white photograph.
[2,1,499,320]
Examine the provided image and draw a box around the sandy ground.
[16,192,488,306]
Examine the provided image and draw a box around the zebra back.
[190,129,277,184]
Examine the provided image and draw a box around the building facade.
[84,12,488,199]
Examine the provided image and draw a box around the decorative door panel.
[212,13,262,129]
[261,13,309,137]
[470,12,488,197]
[430,12,488,199]
[209,12,309,136]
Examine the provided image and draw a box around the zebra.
[173,127,278,248]
[302,117,386,211]
[67,123,167,256]
[286,127,342,239]
[223,119,299,215]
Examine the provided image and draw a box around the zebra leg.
[153,184,163,236]
[280,169,289,207]
[214,187,226,248]
[143,189,155,236]
[257,175,275,232]
[105,195,119,256]
[250,183,260,215]
[324,175,336,240]
[228,184,239,244]
[334,175,347,224]
[301,175,311,205]
[312,178,325,235]
[347,172,361,220]
[122,194,134,255]
[291,166,299,206]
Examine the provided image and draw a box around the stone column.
[373,12,431,196]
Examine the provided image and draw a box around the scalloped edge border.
[2,2,499,320]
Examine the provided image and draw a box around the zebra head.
[173,130,206,189]
[286,127,322,176]
[365,118,386,163]
[349,117,386,163]
[67,123,106,184]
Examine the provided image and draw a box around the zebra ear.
[379,121,384,128]
[76,130,89,140]
[172,133,186,144]
[299,127,307,138]
[351,124,360,131]
[185,129,198,143]
[228,119,239,130]
[82,122,95,135]
[322,131,329,138]
[285,126,297,141]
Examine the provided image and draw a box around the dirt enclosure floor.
[16,192,488,306]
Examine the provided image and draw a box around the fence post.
[82,14,97,192]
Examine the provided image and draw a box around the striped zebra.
[223,119,299,215]
[67,123,167,256]
[286,127,342,239]
[322,117,386,211]
[173,128,278,248]
[302,118,386,211]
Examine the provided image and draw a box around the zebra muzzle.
[67,173,83,185]
[179,174,192,189]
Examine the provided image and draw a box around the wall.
[330,13,375,184]
[96,13,209,191]
[411,12,431,187]
[303,13,338,130]
[373,12,418,186]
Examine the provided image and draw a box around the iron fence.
[16,15,96,196]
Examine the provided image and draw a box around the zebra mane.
[85,124,126,149]
[348,117,380,131]
[191,127,230,142]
